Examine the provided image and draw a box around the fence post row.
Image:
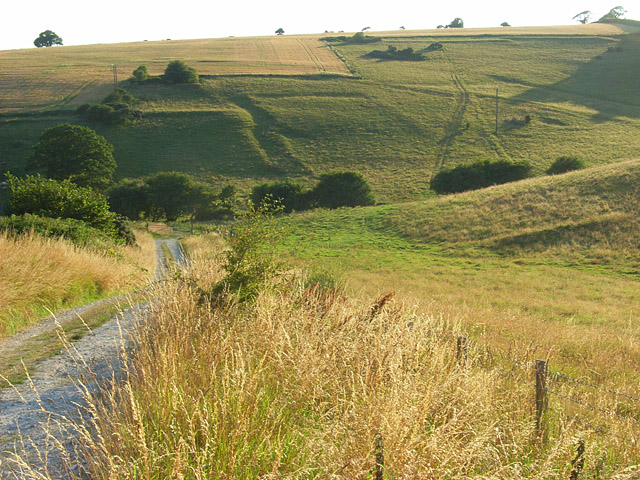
[535,359,548,436]
[374,432,385,480]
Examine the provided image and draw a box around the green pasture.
[2,30,640,202]
[277,161,640,384]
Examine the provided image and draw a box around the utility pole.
[112,64,118,88]
[495,87,499,134]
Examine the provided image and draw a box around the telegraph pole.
[495,87,499,134]
[112,64,118,88]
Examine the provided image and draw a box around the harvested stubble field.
[0,35,350,114]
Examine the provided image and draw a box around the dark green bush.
[131,65,149,82]
[311,171,375,209]
[367,45,425,61]
[250,179,307,212]
[108,179,149,220]
[430,159,532,194]
[7,174,118,239]
[102,88,138,106]
[546,156,585,175]
[0,213,118,249]
[163,60,199,84]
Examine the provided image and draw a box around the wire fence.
[440,333,640,439]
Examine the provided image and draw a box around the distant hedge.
[430,159,532,194]
[546,156,585,175]
[250,171,375,211]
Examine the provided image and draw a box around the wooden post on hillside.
[456,336,467,366]
[374,432,384,480]
[495,87,499,134]
[535,360,548,437]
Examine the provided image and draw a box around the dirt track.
[0,238,184,479]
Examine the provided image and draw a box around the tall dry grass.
[56,242,638,479]
[0,229,156,337]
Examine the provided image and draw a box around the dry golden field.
[0,229,156,337]
[0,35,350,114]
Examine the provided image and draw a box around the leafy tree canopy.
[599,6,626,21]
[34,30,62,48]
[28,124,116,190]
[275,28,285,35]
[573,11,592,24]
[448,18,464,28]
[163,60,199,84]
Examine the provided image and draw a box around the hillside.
[278,161,640,384]
[1,25,640,202]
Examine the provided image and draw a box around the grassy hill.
[278,160,640,387]
[2,24,640,202]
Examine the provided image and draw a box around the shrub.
[250,179,307,212]
[163,60,199,84]
[367,45,425,61]
[102,88,138,106]
[131,65,149,82]
[0,213,118,249]
[430,159,532,194]
[546,156,585,175]
[209,198,284,303]
[311,171,375,209]
[6,174,118,239]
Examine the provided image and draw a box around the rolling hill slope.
[278,161,640,383]
[1,25,640,202]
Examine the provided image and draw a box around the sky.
[1,1,636,51]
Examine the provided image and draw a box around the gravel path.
[0,238,184,479]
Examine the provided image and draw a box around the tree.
[311,171,375,209]
[430,159,532,194]
[501,22,511,27]
[29,124,116,190]
[34,30,62,48]
[108,179,149,220]
[144,171,198,221]
[448,18,464,28]
[572,11,592,24]
[599,6,626,20]
[275,28,285,35]
[163,60,199,84]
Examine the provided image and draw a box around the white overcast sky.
[1,1,636,51]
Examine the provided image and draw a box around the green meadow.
[2,26,640,202]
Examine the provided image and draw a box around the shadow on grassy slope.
[512,33,640,121]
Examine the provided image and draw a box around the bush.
[163,60,199,84]
[430,159,532,194]
[131,65,149,82]
[6,174,118,239]
[311,171,375,209]
[102,88,138,106]
[209,198,284,303]
[82,89,142,125]
[250,179,307,212]
[546,156,585,175]
[0,213,119,249]
[367,45,425,61]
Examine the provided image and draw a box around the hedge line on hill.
[430,159,532,194]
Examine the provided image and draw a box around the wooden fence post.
[374,432,384,480]
[456,336,467,366]
[535,359,548,436]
